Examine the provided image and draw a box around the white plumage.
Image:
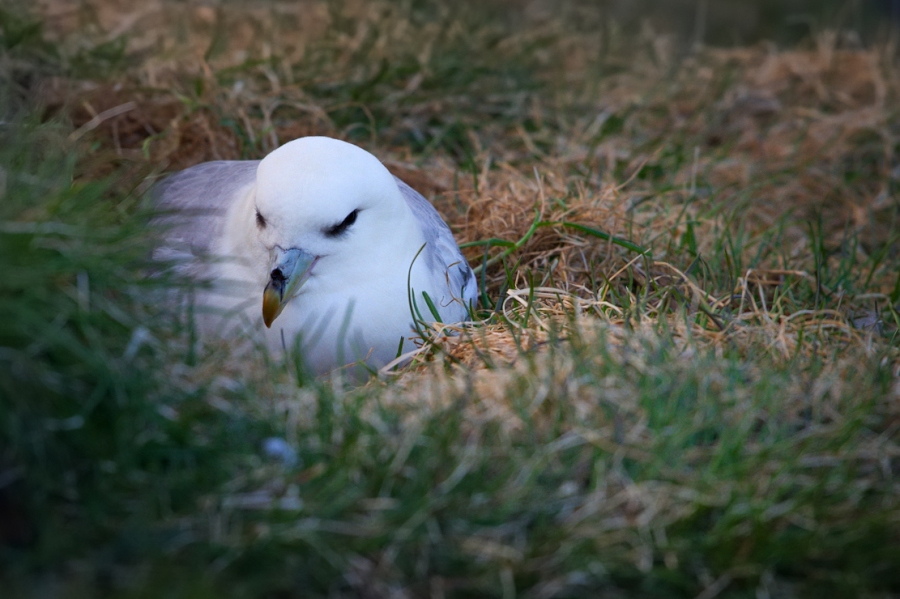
[155,137,476,374]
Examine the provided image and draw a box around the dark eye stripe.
[324,209,359,237]
[256,209,267,229]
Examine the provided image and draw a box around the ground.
[1,1,899,597]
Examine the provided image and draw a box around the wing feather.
[152,160,259,260]
[394,176,477,311]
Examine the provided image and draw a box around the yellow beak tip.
[262,290,281,328]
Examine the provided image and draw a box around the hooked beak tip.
[262,248,317,328]
[262,285,282,328]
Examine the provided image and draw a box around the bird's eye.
[255,209,267,229]
[324,209,359,238]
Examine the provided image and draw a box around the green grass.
[2,1,900,597]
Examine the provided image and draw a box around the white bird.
[154,136,476,375]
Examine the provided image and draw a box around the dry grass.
[35,0,900,301]
[4,1,900,597]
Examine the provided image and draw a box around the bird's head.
[250,137,413,327]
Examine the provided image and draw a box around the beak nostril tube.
[262,249,317,328]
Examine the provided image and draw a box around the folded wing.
[152,160,259,268]
[394,176,477,316]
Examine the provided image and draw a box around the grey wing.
[152,160,259,260]
[394,176,478,310]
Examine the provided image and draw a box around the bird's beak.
[262,248,317,328]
